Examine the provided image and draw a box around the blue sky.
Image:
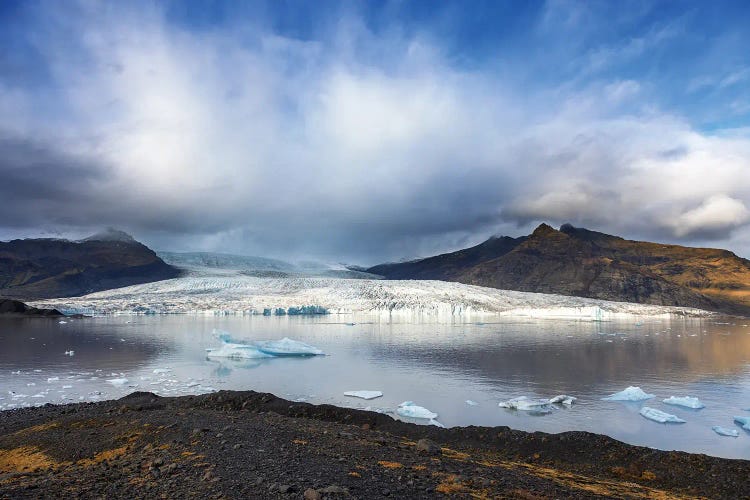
[0,0,749,262]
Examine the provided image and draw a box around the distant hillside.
[0,230,180,299]
[367,223,750,316]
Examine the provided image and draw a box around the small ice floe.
[47,377,59,383]
[397,401,438,419]
[64,350,74,356]
[344,390,383,400]
[465,400,479,406]
[255,337,325,356]
[26,382,35,387]
[639,407,686,424]
[663,396,704,409]
[602,386,655,402]
[186,382,200,388]
[62,385,73,389]
[549,395,577,405]
[58,320,67,324]
[733,416,750,430]
[712,426,739,437]
[153,368,171,374]
[498,396,551,413]
[106,378,129,386]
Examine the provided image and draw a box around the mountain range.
[367,223,750,316]
[0,229,179,299]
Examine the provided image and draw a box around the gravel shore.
[1,390,748,498]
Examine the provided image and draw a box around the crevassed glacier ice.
[602,386,655,401]
[734,416,750,430]
[344,391,383,400]
[498,396,552,413]
[639,407,686,423]
[396,401,438,420]
[255,338,324,356]
[712,426,739,437]
[662,396,704,409]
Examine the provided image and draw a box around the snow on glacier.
[663,396,705,409]
[602,386,655,402]
[28,265,713,320]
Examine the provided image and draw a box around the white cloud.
[669,195,750,238]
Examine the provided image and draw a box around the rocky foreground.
[1,391,748,499]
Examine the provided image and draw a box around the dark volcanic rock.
[367,223,750,316]
[0,298,63,317]
[0,229,180,299]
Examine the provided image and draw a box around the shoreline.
[1,390,748,498]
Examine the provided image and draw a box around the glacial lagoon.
[1,314,750,459]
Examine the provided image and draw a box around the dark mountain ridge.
[0,230,180,299]
[367,223,750,316]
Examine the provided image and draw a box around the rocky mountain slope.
[0,229,180,299]
[368,223,750,316]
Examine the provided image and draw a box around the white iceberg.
[712,426,739,437]
[663,396,704,409]
[396,401,438,420]
[734,416,750,430]
[46,377,59,383]
[153,368,171,374]
[106,378,129,386]
[206,343,274,360]
[64,350,74,356]
[602,386,655,401]
[255,338,324,356]
[639,407,686,424]
[344,390,383,400]
[499,396,552,412]
[549,395,577,405]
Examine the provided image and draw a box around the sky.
[1,0,749,264]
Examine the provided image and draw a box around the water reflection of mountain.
[361,320,750,390]
[0,318,170,371]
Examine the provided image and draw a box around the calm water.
[1,315,750,459]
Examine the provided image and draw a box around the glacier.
[27,264,714,320]
[662,396,705,409]
[602,386,655,402]
[639,407,686,424]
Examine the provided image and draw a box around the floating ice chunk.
[106,378,129,386]
[639,407,686,424]
[59,320,67,324]
[206,343,274,360]
[397,401,438,420]
[428,419,445,428]
[62,385,73,389]
[663,396,704,409]
[153,368,171,374]
[465,400,479,406]
[47,377,59,383]
[712,426,739,437]
[186,382,200,388]
[255,338,324,356]
[734,416,750,430]
[549,395,577,405]
[499,396,552,412]
[64,350,75,356]
[344,390,383,400]
[602,386,654,401]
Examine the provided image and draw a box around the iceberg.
[639,407,686,424]
[712,426,739,437]
[344,390,383,400]
[602,386,655,401]
[498,396,552,412]
[733,416,750,430]
[106,378,129,386]
[549,395,577,405]
[47,377,59,383]
[397,401,438,420]
[206,343,274,360]
[255,338,324,356]
[663,396,704,409]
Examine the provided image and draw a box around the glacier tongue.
[28,268,713,320]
